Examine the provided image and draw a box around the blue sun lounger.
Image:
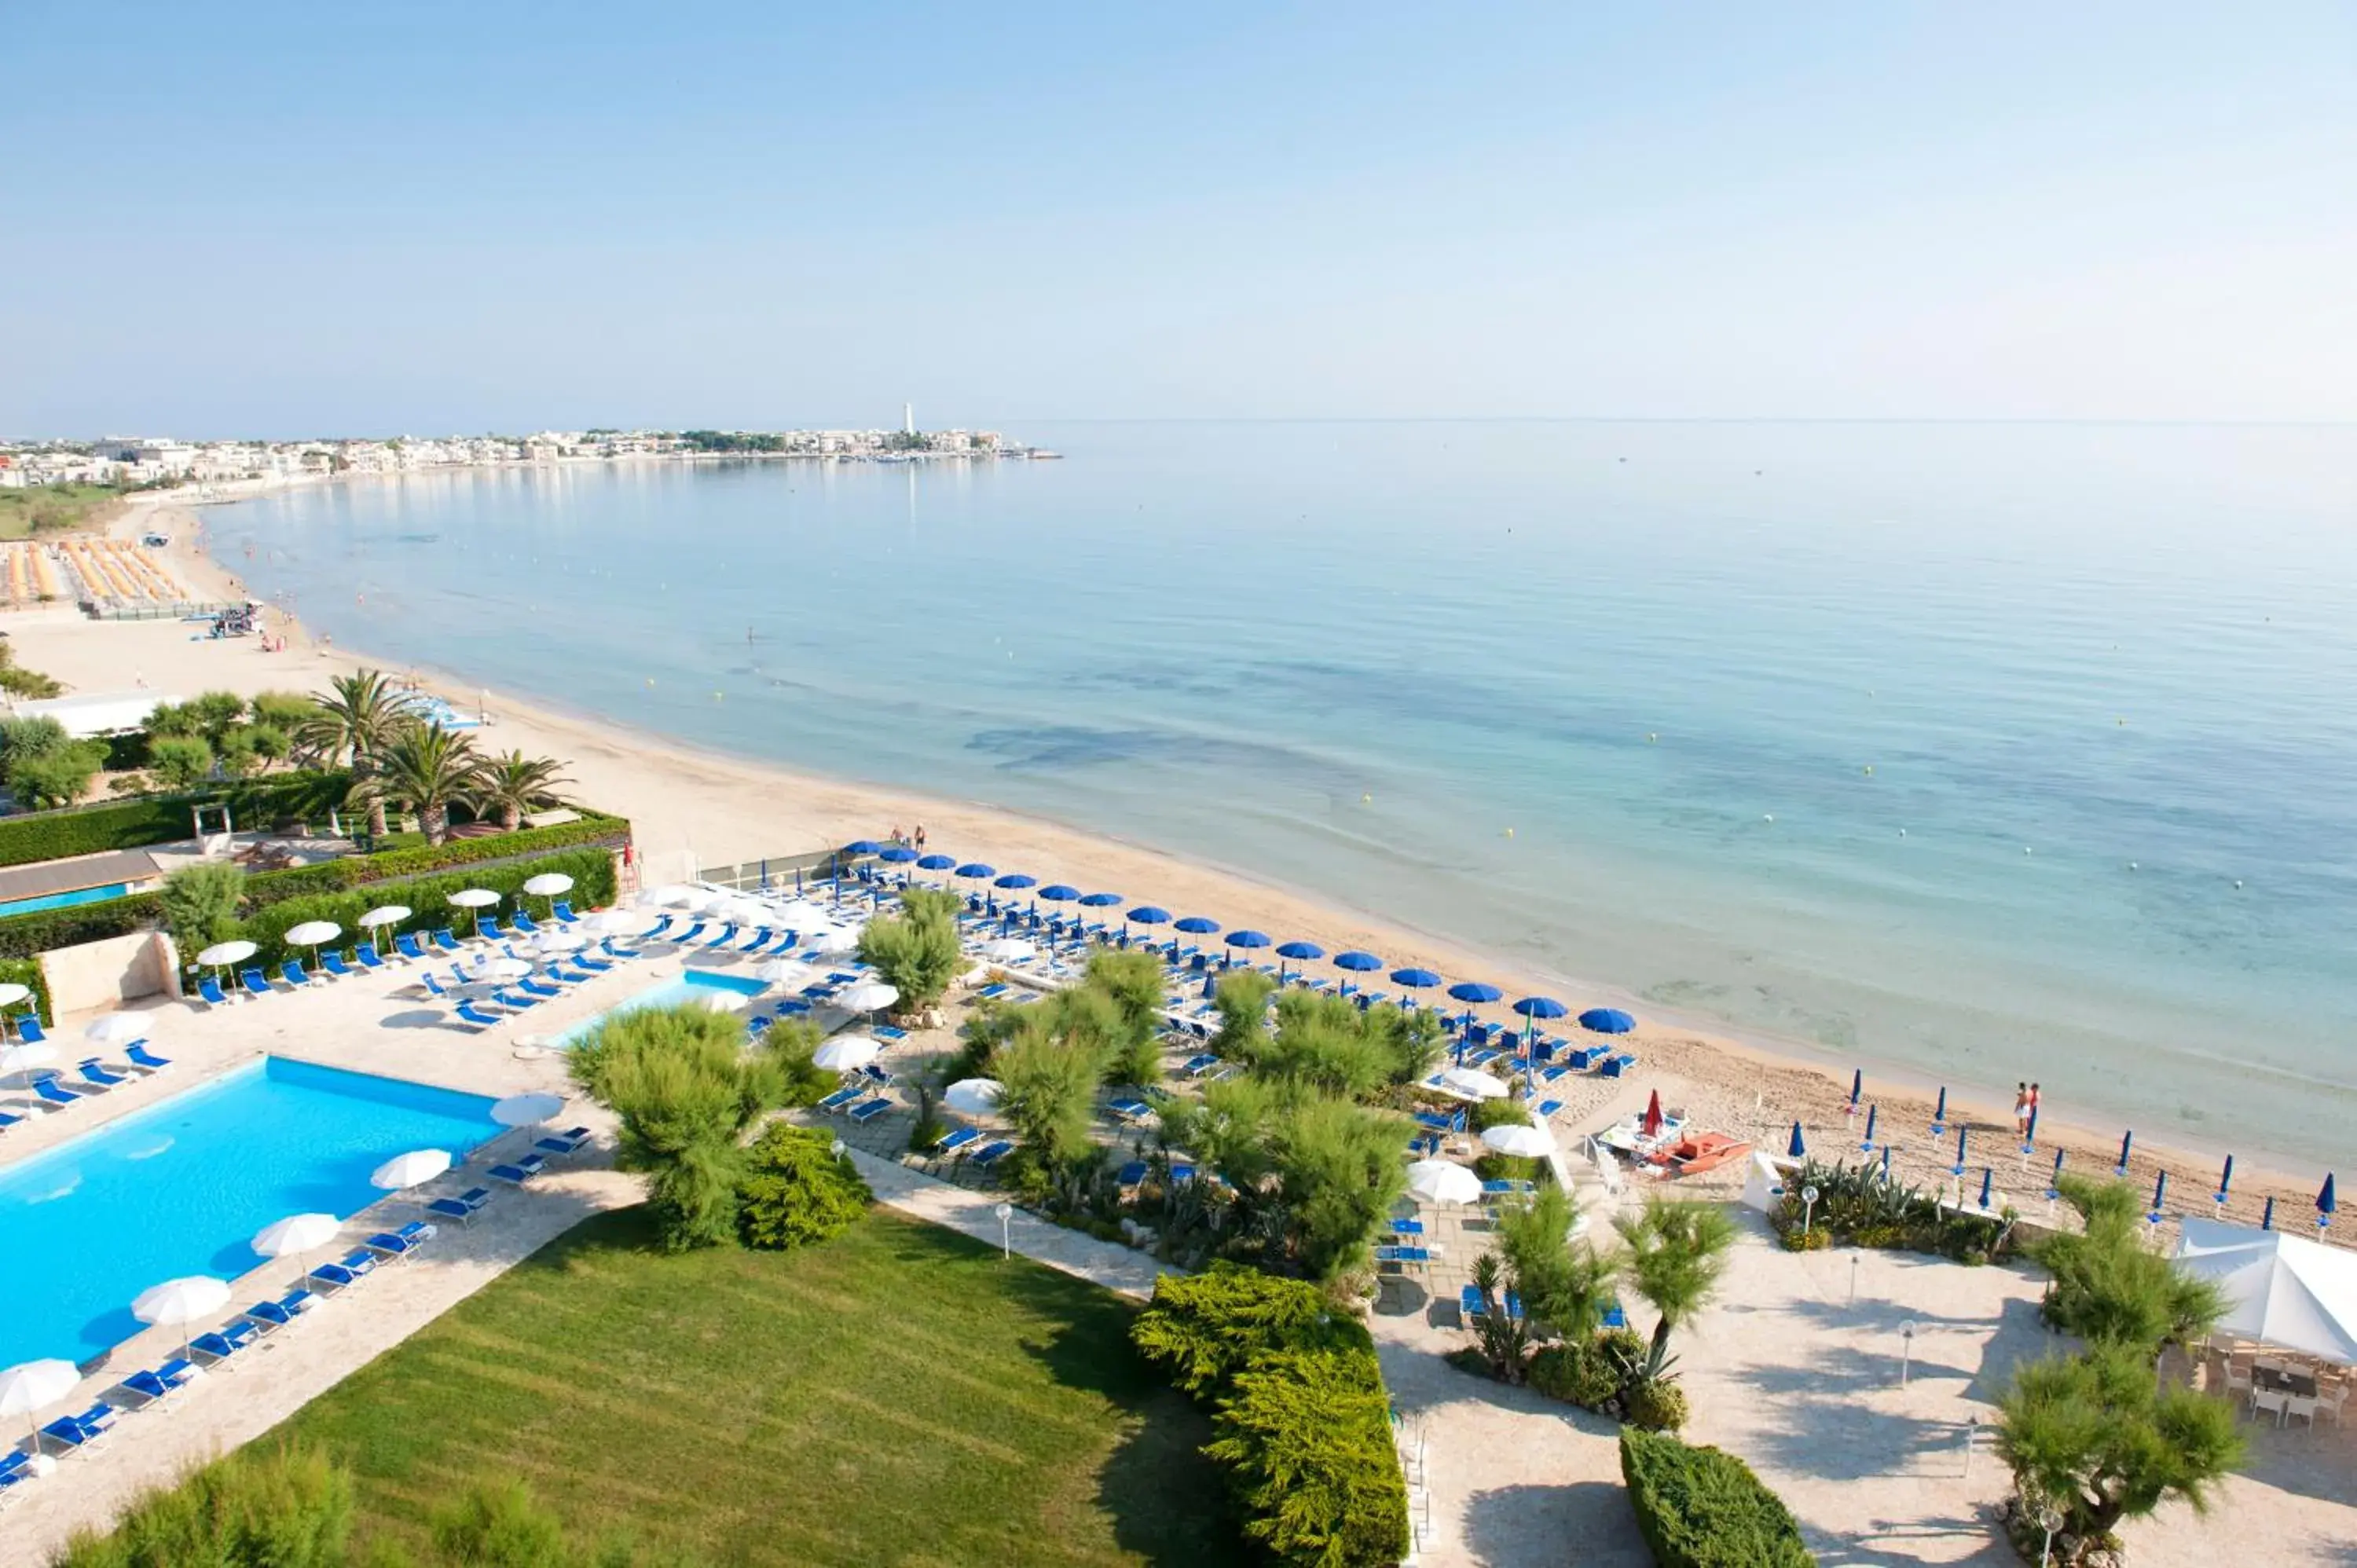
[396,932,429,962]
[1107,1097,1153,1123]
[817,1086,863,1113]
[455,1001,503,1028]
[33,1075,80,1108]
[0,1107,21,1131]
[240,967,273,998]
[552,899,580,924]
[570,950,613,973]
[320,951,356,979]
[431,928,462,954]
[280,959,312,987]
[76,1058,130,1089]
[355,942,387,971]
[533,1126,592,1157]
[365,1220,436,1259]
[306,1261,365,1293]
[38,1404,117,1453]
[848,1096,893,1123]
[124,1041,170,1072]
[969,1139,1015,1171]
[933,1127,980,1157]
[242,1289,316,1330]
[426,1187,492,1224]
[190,1320,263,1365]
[512,910,540,934]
[516,976,563,998]
[492,990,541,1010]
[197,975,232,1006]
[16,1016,46,1043]
[488,1156,545,1185]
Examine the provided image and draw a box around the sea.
[203,421,2357,1171]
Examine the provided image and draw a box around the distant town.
[0,412,1056,489]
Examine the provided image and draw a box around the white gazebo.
[2174,1218,2357,1362]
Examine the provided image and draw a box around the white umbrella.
[944,1078,1003,1116]
[1481,1123,1556,1158]
[0,982,29,1009]
[484,958,532,980]
[977,937,1036,963]
[251,1212,339,1259]
[1439,1066,1510,1100]
[807,927,859,957]
[357,905,412,931]
[133,1275,232,1353]
[590,907,658,936]
[642,884,695,908]
[813,1036,880,1071]
[0,1041,57,1077]
[522,874,574,897]
[755,958,820,988]
[836,981,899,1015]
[370,1149,453,1191]
[533,931,585,954]
[283,920,343,951]
[1406,1160,1483,1206]
[448,887,500,936]
[196,940,257,967]
[490,1091,566,1127]
[0,1358,81,1445]
[83,1013,150,1047]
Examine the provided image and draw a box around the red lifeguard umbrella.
[1641,1089,1664,1138]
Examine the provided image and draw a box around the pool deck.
[0,943,685,1559]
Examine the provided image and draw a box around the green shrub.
[146,736,214,791]
[1471,1096,1532,1131]
[0,716,77,788]
[236,846,618,970]
[49,1442,354,1568]
[1619,1428,1815,1568]
[0,958,50,1025]
[736,1123,871,1250]
[1473,1152,1545,1184]
[1132,1265,1370,1399]
[1626,1376,1691,1432]
[853,886,962,1008]
[236,815,629,911]
[427,1477,568,1568]
[1528,1341,1621,1406]
[1205,1347,1410,1568]
[10,742,105,809]
[159,862,246,951]
[0,771,350,868]
[0,896,161,959]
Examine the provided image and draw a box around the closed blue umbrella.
[2263,1195,2277,1231]
[2114,1130,2134,1177]
[2320,1173,2338,1230]
[1787,1121,1806,1160]
[1930,1086,1948,1135]
[2149,1170,2169,1223]
[1951,1125,1968,1177]
[1038,885,1080,903]
[2046,1149,2066,1201]
[1846,1068,1863,1111]
[2021,1105,2038,1151]
[916,854,957,872]
[1859,1105,1878,1152]
[1880,1144,1893,1181]
[1200,974,1218,999]
[1978,1167,1994,1210]
[2213,1155,2234,1207]
[1448,981,1504,1006]
[1578,1007,1635,1035]
[1077,891,1123,907]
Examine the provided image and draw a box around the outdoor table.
[2256,1366,2319,1399]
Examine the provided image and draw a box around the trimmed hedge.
[1619,1429,1815,1568]
[0,896,162,960]
[1135,1267,1409,1568]
[0,772,350,869]
[238,815,630,911]
[235,845,619,971]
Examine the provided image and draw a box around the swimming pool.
[0,881,132,920]
[0,1057,500,1368]
[554,970,769,1047]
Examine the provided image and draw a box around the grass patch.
[0,483,127,539]
[269,1207,1239,1566]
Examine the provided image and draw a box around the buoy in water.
[1863,765,1873,775]
[2234,880,2244,888]
[1762,814,1775,823]
[1504,827,1514,838]
[1362,793,1373,804]
[1647,732,1658,742]
[2128,862,2139,870]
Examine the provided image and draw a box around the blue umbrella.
[1200,974,1218,999]
[2320,1173,2338,1230]
[2114,1130,2134,1177]
[1787,1121,1806,1160]
[1127,905,1171,926]
[1578,1007,1635,1034]
[2021,1105,2038,1152]
[2213,1155,2234,1207]
[1880,1144,1893,1181]
[1224,929,1270,969]
[842,840,885,855]
[1846,1068,1863,1111]
[1391,968,1442,989]
[1859,1105,1878,1152]
[1951,1125,1968,1177]
[1174,916,1220,935]
[1448,981,1504,1006]
[916,853,957,872]
[1332,950,1382,995]
[1930,1086,1948,1135]
[1516,996,1569,1023]
[2150,1170,2169,1224]
[1077,891,1122,907]
[1276,940,1325,961]
[878,845,918,864]
[994,874,1037,892]
[1978,1167,1994,1210]
[2263,1195,2277,1231]
[955,863,996,881]
[1038,885,1080,903]
[2046,1149,2066,1201]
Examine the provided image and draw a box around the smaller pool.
[0,881,132,919]
[555,970,770,1047]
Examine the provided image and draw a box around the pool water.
[0,881,131,920]
[554,970,770,1047]
[0,1057,500,1368]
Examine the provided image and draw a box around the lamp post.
[1802,1184,1820,1239]
[994,1202,1013,1261]
[1849,1252,1860,1306]
[1900,1320,1917,1387]
[2038,1505,2063,1566]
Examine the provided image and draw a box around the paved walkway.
[845,1147,1175,1300]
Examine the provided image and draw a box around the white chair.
[2221,1361,2252,1405]
[2251,1387,2289,1427]
[2286,1394,2319,1428]
[2313,1384,2346,1426]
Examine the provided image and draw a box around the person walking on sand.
[2028,1083,2041,1129]
[914,823,927,853]
[2013,1082,2031,1138]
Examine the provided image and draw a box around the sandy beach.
[0,496,2297,1235]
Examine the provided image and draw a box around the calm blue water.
[555,969,769,1046]
[0,882,130,919]
[208,422,2357,1166]
[0,1057,498,1367]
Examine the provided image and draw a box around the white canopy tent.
[2174,1218,2357,1363]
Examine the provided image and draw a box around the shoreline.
[53,497,2338,1219]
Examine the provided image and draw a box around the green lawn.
[270,1207,1239,1567]
[0,484,126,539]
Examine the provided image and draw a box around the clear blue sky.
[5,2,2352,435]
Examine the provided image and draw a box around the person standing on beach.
[2028,1083,2042,1128]
[2013,1082,2031,1138]
[914,823,927,853]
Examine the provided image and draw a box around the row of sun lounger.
[2,1024,172,1125]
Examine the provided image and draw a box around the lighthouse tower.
[902,403,915,436]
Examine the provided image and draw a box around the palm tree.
[472,749,574,831]
[1614,1196,1738,1368]
[291,669,410,837]
[370,724,482,846]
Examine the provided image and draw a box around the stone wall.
[38,929,181,1012]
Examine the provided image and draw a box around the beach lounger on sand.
[243,1291,315,1330]
[198,975,232,1007]
[365,1222,437,1259]
[355,943,387,971]
[396,932,429,962]
[492,990,541,1011]
[432,929,462,954]
[455,1001,503,1028]
[280,959,313,988]
[512,910,540,934]
[240,968,273,998]
[489,1156,545,1185]
[38,1405,117,1454]
[321,951,356,979]
[16,1017,46,1043]
[552,899,580,923]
